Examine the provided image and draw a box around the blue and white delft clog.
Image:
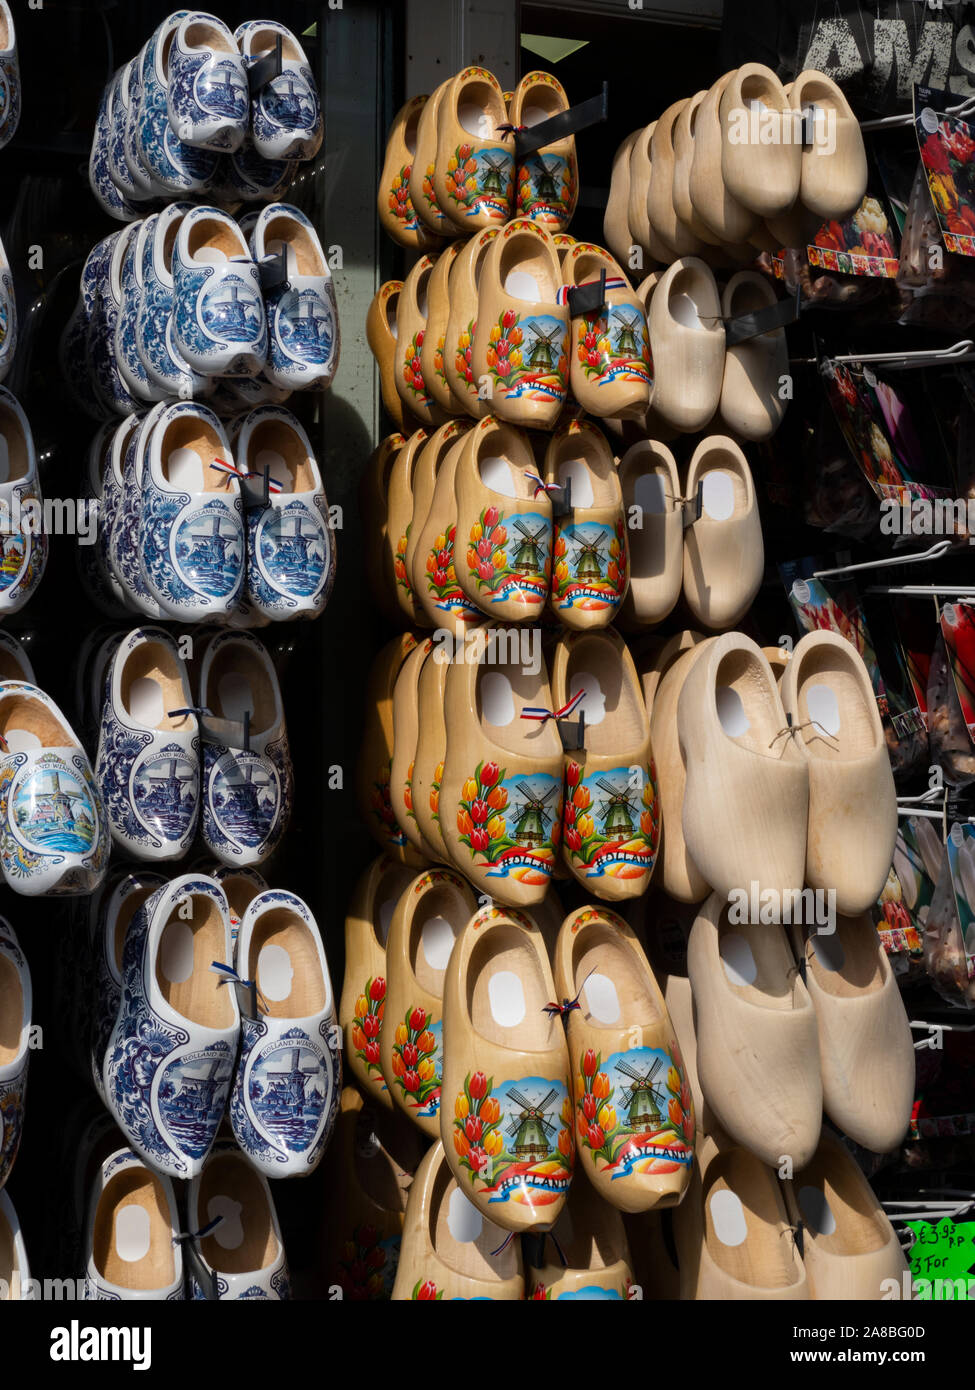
[173,206,267,378]
[0,233,17,386]
[229,889,340,1177]
[114,220,167,407]
[82,1147,183,1300]
[88,869,167,1103]
[96,626,201,861]
[122,45,159,201]
[60,237,116,421]
[194,861,267,946]
[0,1189,31,1299]
[77,422,131,621]
[0,388,47,618]
[236,20,322,163]
[108,63,151,208]
[110,405,165,620]
[167,12,249,154]
[137,205,212,402]
[103,873,240,1179]
[0,682,109,897]
[235,405,334,621]
[0,3,20,154]
[88,228,141,418]
[99,416,142,618]
[140,401,245,620]
[0,631,33,685]
[88,78,140,224]
[252,203,338,392]
[0,921,30,1191]
[137,11,218,197]
[224,137,296,205]
[198,631,291,867]
[187,1139,290,1298]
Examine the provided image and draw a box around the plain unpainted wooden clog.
[420,243,464,417]
[554,905,693,1212]
[379,96,445,251]
[509,71,578,233]
[682,435,765,630]
[647,100,709,258]
[604,130,640,267]
[636,628,707,714]
[564,242,651,421]
[790,70,868,222]
[616,439,682,631]
[443,226,499,418]
[718,272,789,442]
[689,73,760,244]
[545,419,628,630]
[356,631,427,865]
[628,123,678,265]
[672,92,724,247]
[647,258,724,434]
[434,66,514,233]
[526,1175,634,1299]
[719,64,802,220]
[650,639,714,904]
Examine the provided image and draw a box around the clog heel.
[187,1139,289,1298]
[235,19,323,163]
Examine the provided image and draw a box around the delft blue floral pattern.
[138,19,217,194]
[140,479,244,615]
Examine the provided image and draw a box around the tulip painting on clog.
[423,524,481,629]
[575,303,652,393]
[552,518,628,617]
[456,761,561,889]
[350,975,386,1092]
[467,505,551,613]
[562,759,660,890]
[390,1005,442,1123]
[452,1069,573,1210]
[575,1039,693,1185]
[443,137,513,226]
[486,306,567,411]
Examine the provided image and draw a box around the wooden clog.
[643,890,710,1124]
[395,256,445,430]
[408,80,458,240]
[412,648,451,864]
[647,257,724,434]
[440,904,574,1232]
[682,435,765,630]
[564,242,651,420]
[636,628,707,714]
[405,422,467,612]
[440,624,563,906]
[410,424,482,637]
[719,65,802,220]
[453,416,553,622]
[367,282,408,431]
[527,1177,634,1299]
[628,124,677,266]
[443,227,499,419]
[385,427,429,628]
[616,439,682,631]
[689,73,760,243]
[763,645,791,686]
[791,915,913,1154]
[419,243,464,417]
[471,218,568,430]
[675,1131,809,1300]
[342,854,420,1109]
[390,638,441,862]
[356,631,427,865]
[392,1140,524,1300]
[650,640,714,904]
[545,419,628,630]
[381,866,478,1136]
[554,905,693,1212]
[551,629,660,901]
[647,100,709,258]
[509,71,578,233]
[434,67,515,232]
[784,1131,909,1300]
[672,92,723,247]
[781,631,897,918]
[322,1086,427,1300]
[678,634,808,903]
[688,892,822,1170]
[361,433,406,627]
[790,71,868,222]
[604,130,640,267]
[718,272,789,442]
[553,233,575,266]
[379,96,444,251]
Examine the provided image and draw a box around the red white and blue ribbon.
[210,459,283,494]
[525,470,562,499]
[521,689,585,724]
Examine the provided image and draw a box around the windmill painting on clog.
[0,921,30,1192]
[103,874,239,1179]
[0,682,109,897]
[236,20,323,163]
[229,889,340,1177]
[545,420,628,628]
[510,71,578,232]
[434,67,514,231]
[166,12,249,153]
[252,204,339,392]
[172,206,267,378]
[136,11,219,197]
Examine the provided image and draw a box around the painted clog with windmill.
[0,2,19,153]
[454,416,553,623]
[390,638,443,862]
[136,12,219,198]
[235,19,322,163]
[0,921,29,1192]
[166,12,249,153]
[410,423,482,637]
[381,867,477,1137]
[393,1139,524,1300]
[551,628,660,902]
[103,874,240,1179]
[0,388,47,618]
[526,1175,635,1300]
[235,404,336,621]
[443,227,499,419]
[472,218,568,430]
[434,67,515,232]
[440,903,574,1233]
[95,626,200,862]
[616,439,682,631]
[110,407,166,621]
[379,96,444,251]
[82,1146,183,1301]
[555,906,693,1212]
[229,889,340,1178]
[341,855,418,1109]
[251,203,339,393]
[186,1138,290,1298]
[0,682,109,897]
[509,71,578,233]
[197,630,291,868]
[114,219,164,407]
[545,419,628,630]
[440,624,564,907]
[356,632,426,865]
[563,243,652,420]
[195,863,267,949]
[172,206,267,378]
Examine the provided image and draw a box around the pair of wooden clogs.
[605,67,866,270]
[617,434,764,634]
[675,1128,908,1300]
[378,69,579,249]
[362,417,630,634]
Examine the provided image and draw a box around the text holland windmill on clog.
[545,419,628,630]
[434,67,515,233]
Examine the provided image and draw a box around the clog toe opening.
[430,1155,518,1279]
[199,1152,279,1273]
[121,640,191,731]
[703,1148,801,1289]
[247,907,325,1017]
[113,884,159,974]
[409,882,469,994]
[244,418,314,493]
[716,909,803,1012]
[793,1142,889,1256]
[467,922,552,1048]
[262,214,325,278]
[93,1167,176,1291]
[184,20,234,56]
[0,694,73,749]
[572,921,662,1029]
[156,894,234,1028]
